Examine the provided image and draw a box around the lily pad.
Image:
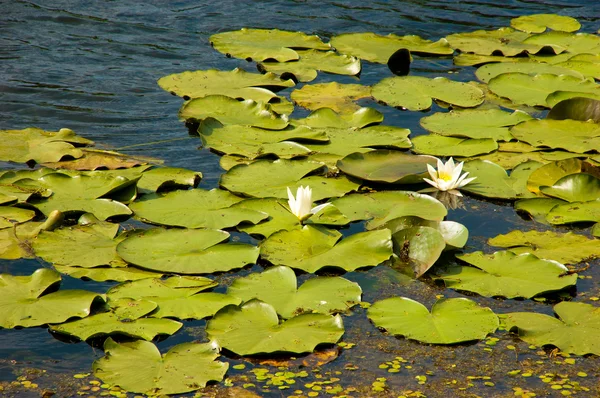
[547,97,600,122]
[291,82,372,113]
[0,207,36,229]
[135,167,202,194]
[488,73,600,108]
[233,198,302,238]
[227,266,361,319]
[210,28,330,62]
[116,228,259,274]
[129,189,268,229]
[489,230,600,264]
[330,33,453,64]
[411,135,498,157]
[420,109,531,141]
[259,225,393,273]
[511,14,581,34]
[42,148,159,171]
[220,158,359,200]
[337,150,437,184]
[50,298,182,341]
[0,268,104,328]
[381,217,468,249]
[502,302,600,356]
[445,27,547,56]
[390,226,447,278]
[437,251,577,298]
[259,50,361,83]
[0,127,92,165]
[179,95,290,129]
[526,158,585,194]
[476,62,584,83]
[546,200,600,224]
[546,91,600,108]
[540,173,600,202]
[206,300,344,356]
[523,31,600,56]
[372,76,484,111]
[293,107,383,129]
[367,297,499,344]
[53,264,164,283]
[514,197,567,223]
[509,119,600,153]
[93,338,228,395]
[461,160,543,200]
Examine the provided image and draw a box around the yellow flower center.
[438,171,453,182]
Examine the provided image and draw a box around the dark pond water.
[1,1,600,397]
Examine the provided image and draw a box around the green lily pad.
[108,276,239,320]
[291,82,372,113]
[489,230,600,264]
[420,109,531,141]
[32,222,128,268]
[514,198,567,223]
[437,251,577,298]
[135,167,202,194]
[540,173,600,202]
[523,31,600,56]
[337,150,437,184]
[293,107,383,129]
[209,28,330,62]
[372,76,484,111]
[157,67,294,102]
[546,200,600,224]
[329,191,447,229]
[330,33,453,64]
[461,160,543,200]
[526,158,585,194]
[53,264,164,283]
[129,189,268,229]
[382,217,468,249]
[445,27,548,56]
[411,135,498,157]
[233,198,302,238]
[0,268,104,328]
[206,300,344,356]
[198,118,325,159]
[0,216,63,260]
[476,62,584,83]
[593,223,600,237]
[546,90,600,108]
[390,226,447,278]
[259,50,361,83]
[227,266,361,319]
[259,225,393,273]
[179,95,290,128]
[367,297,499,344]
[509,119,600,153]
[220,158,359,200]
[0,207,36,229]
[502,302,600,356]
[41,148,159,171]
[547,97,600,122]
[453,53,529,66]
[511,14,581,34]
[116,228,259,274]
[488,73,600,108]
[50,298,182,341]
[93,338,228,395]
[0,127,92,165]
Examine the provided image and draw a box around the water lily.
[422,157,476,197]
[287,186,330,221]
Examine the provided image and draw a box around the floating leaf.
[210,28,330,62]
[0,268,103,328]
[0,207,36,229]
[510,119,600,153]
[116,228,259,274]
[547,97,600,123]
[135,167,202,194]
[511,14,581,34]
[489,230,600,264]
[337,150,437,184]
[523,31,600,56]
[0,127,92,165]
[526,158,585,194]
[129,189,268,229]
[372,76,484,111]
[330,33,453,64]
[445,27,547,56]
[179,95,290,128]
[259,225,393,273]
[227,266,361,318]
[367,297,498,344]
[546,200,600,224]
[476,62,583,83]
[50,298,182,341]
[220,158,359,200]
[381,217,468,249]
[502,302,600,356]
[437,251,577,298]
[514,197,566,223]
[540,173,600,202]
[93,338,228,395]
[259,50,361,82]
[293,107,383,129]
[453,53,528,66]
[206,300,344,355]
[53,264,164,283]
[390,226,447,278]
[233,198,302,238]
[411,135,498,157]
[42,148,159,171]
[420,109,531,141]
[488,73,600,108]
[461,160,543,200]
[546,90,600,108]
[291,82,371,113]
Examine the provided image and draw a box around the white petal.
[426,164,438,180]
[311,203,331,214]
[423,177,440,189]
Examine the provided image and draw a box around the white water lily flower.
[286,186,330,221]
[422,157,476,197]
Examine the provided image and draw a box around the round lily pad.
[511,14,581,33]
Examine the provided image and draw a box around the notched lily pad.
[291,82,372,113]
[461,160,543,200]
[511,14,581,34]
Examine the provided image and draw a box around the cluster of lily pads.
[1,12,600,396]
